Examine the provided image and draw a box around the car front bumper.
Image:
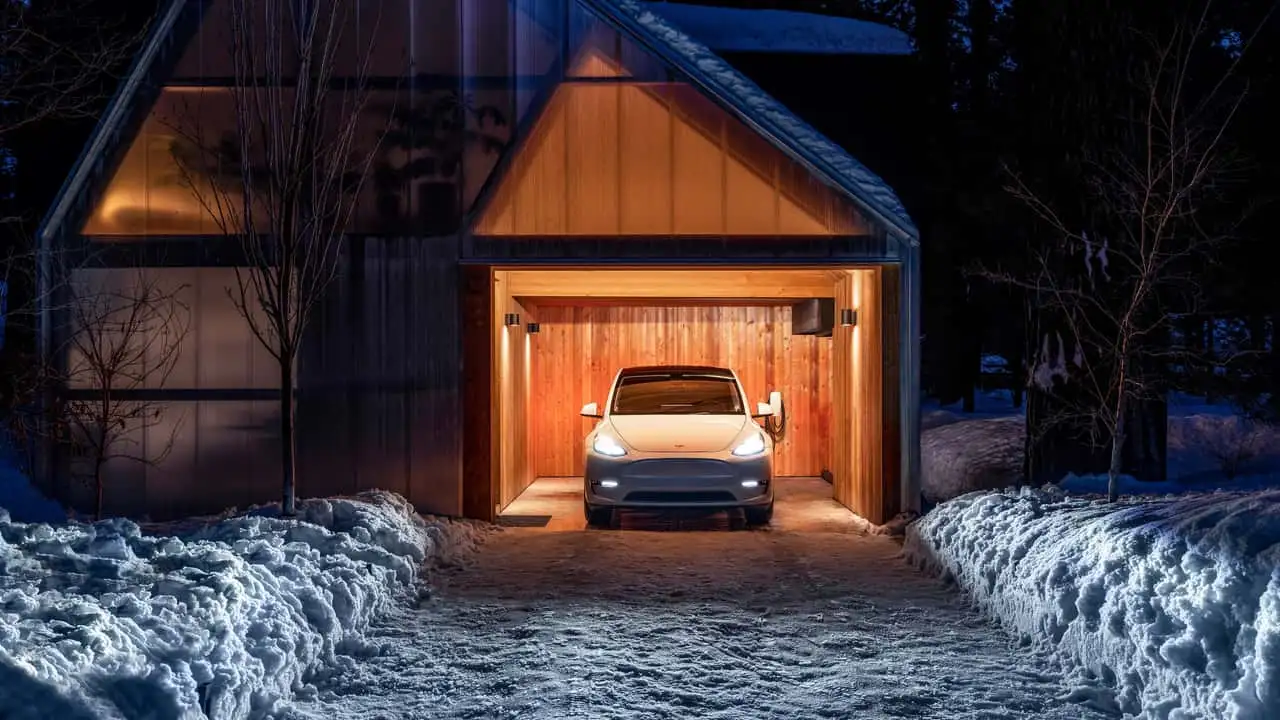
[584,453,773,508]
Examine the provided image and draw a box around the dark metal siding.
[298,236,464,516]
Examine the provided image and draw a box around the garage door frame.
[463,263,907,524]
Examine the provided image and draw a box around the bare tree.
[0,0,143,141]
[176,0,384,515]
[58,264,190,520]
[987,7,1260,501]
[1,0,145,471]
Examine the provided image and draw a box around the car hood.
[608,415,748,453]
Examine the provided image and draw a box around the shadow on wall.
[51,402,282,522]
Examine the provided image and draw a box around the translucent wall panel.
[173,0,455,80]
[460,0,564,211]
[66,268,276,391]
[83,88,258,236]
[473,81,869,236]
[86,399,279,518]
[85,87,429,236]
[513,0,565,116]
[172,0,300,79]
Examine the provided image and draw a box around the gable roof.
[38,0,919,248]
[590,0,918,244]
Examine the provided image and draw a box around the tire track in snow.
[277,527,1108,719]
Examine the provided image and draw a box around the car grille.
[621,459,734,480]
[623,491,739,503]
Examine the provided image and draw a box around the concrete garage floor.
[499,476,872,533]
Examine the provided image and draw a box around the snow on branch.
[980,3,1266,500]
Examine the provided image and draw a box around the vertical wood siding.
[473,83,866,237]
[492,271,537,510]
[830,268,897,524]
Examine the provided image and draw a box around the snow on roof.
[597,0,919,242]
[645,2,914,56]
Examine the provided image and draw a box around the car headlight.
[592,433,628,457]
[731,432,767,457]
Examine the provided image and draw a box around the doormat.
[496,514,553,527]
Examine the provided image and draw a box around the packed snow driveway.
[279,523,1102,719]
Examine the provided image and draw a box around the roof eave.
[37,0,189,247]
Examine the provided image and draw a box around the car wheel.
[584,502,612,528]
[744,502,774,526]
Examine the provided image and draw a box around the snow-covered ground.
[912,389,1280,718]
[906,488,1280,719]
[0,491,485,720]
[275,514,1105,720]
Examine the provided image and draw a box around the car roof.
[618,365,735,378]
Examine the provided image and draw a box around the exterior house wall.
[39,0,920,523]
[297,236,465,516]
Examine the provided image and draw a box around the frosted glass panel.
[64,268,275,391]
[82,88,263,237]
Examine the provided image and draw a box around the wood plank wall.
[492,271,538,510]
[474,83,862,236]
[830,269,894,524]
[525,304,831,479]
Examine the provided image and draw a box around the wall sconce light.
[840,308,858,327]
[504,313,520,326]
[527,322,540,334]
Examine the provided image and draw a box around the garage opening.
[478,267,900,527]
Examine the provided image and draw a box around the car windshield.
[611,374,744,415]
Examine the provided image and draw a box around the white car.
[580,365,776,527]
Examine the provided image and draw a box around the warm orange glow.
[83,88,251,236]
[474,81,867,237]
[568,46,631,78]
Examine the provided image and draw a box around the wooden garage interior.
[480,267,902,524]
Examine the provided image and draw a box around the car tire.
[584,502,612,528]
[744,502,774,526]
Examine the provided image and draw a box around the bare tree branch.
[170,0,387,515]
[52,253,190,520]
[0,0,146,139]
[981,4,1264,501]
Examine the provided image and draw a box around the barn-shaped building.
[38,0,921,524]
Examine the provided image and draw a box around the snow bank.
[645,2,913,55]
[0,439,66,524]
[0,491,481,719]
[906,488,1280,719]
[922,415,1023,503]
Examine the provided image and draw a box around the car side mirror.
[581,402,602,418]
[753,402,773,418]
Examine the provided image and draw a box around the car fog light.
[600,479,618,488]
[741,480,760,488]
